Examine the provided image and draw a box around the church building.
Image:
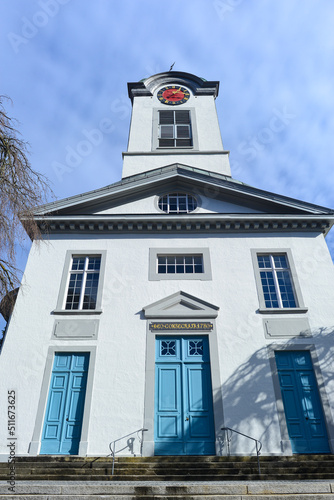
[1,71,334,459]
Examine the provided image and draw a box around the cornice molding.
[32,213,334,237]
[122,150,230,157]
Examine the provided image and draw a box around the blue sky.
[1,1,334,329]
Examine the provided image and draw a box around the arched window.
[158,193,197,214]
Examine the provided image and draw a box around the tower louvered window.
[158,110,192,148]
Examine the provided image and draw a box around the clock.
[157,85,190,105]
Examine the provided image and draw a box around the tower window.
[158,110,192,148]
[158,193,197,214]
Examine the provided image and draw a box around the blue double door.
[155,336,215,455]
[40,353,89,455]
[275,351,330,454]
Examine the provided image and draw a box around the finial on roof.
[169,62,175,71]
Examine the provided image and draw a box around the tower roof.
[128,71,219,102]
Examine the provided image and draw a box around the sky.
[1,0,334,328]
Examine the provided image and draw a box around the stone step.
[0,493,333,500]
[2,473,334,482]
[1,465,333,475]
[9,456,334,467]
[5,460,334,468]
[0,481,334,498]
[4,458,334,468]
[2,474,334,483]
[1,464,333,474]
[12,454,334,461]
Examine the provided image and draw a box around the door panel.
[159,367,179,411]
[41,353,89,455]
[187,367,206,410]
[275,351,329,453]
[155,336,215,455]
[156,364,183,443]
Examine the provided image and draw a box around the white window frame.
[259,254,296,309]
[54,251,106,315]
[251,249,307,314]
[67,256,100,310]
[149,248,212,281]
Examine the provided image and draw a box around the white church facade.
[1,71,334,459]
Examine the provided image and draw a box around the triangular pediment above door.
[143,291,219,319]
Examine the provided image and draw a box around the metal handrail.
[221,427,262,475]
[109,428,148,475]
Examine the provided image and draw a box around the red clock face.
[157,86,190,105]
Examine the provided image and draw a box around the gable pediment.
[143,291,219,319]
[35,164,333,218]
[28,164,334,238]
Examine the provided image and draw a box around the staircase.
[0,455,333,498]
[1,455,334,481]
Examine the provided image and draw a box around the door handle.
[66,417,69,421]
[185,417,189,421]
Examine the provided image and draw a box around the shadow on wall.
[217,327,334,455]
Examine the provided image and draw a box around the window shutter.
[159,139,175,147]
[175,110,190,124]
[176,125,190,138]
[159,110,174,124]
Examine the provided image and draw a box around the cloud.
[0,0,333,235]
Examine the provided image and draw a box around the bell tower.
[122,71,231,178]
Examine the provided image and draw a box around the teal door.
[40,353,89,455]
[155,336,215,455]
[275,351,330,453]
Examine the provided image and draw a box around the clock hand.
[172,87,182,95]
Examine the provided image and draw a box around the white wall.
[1,230,334,458]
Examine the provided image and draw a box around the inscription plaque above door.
[150,322,213,331]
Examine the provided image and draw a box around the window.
[157,255,203,275]
[158,110,192,148]
[251,249,307,313]
[257,254,296,308]
[149,248,212,281]
[158,193,197,214]
[188,340,204,356]
[65,256,101,310]
[161,340,176,356]
[55,251,106,314]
